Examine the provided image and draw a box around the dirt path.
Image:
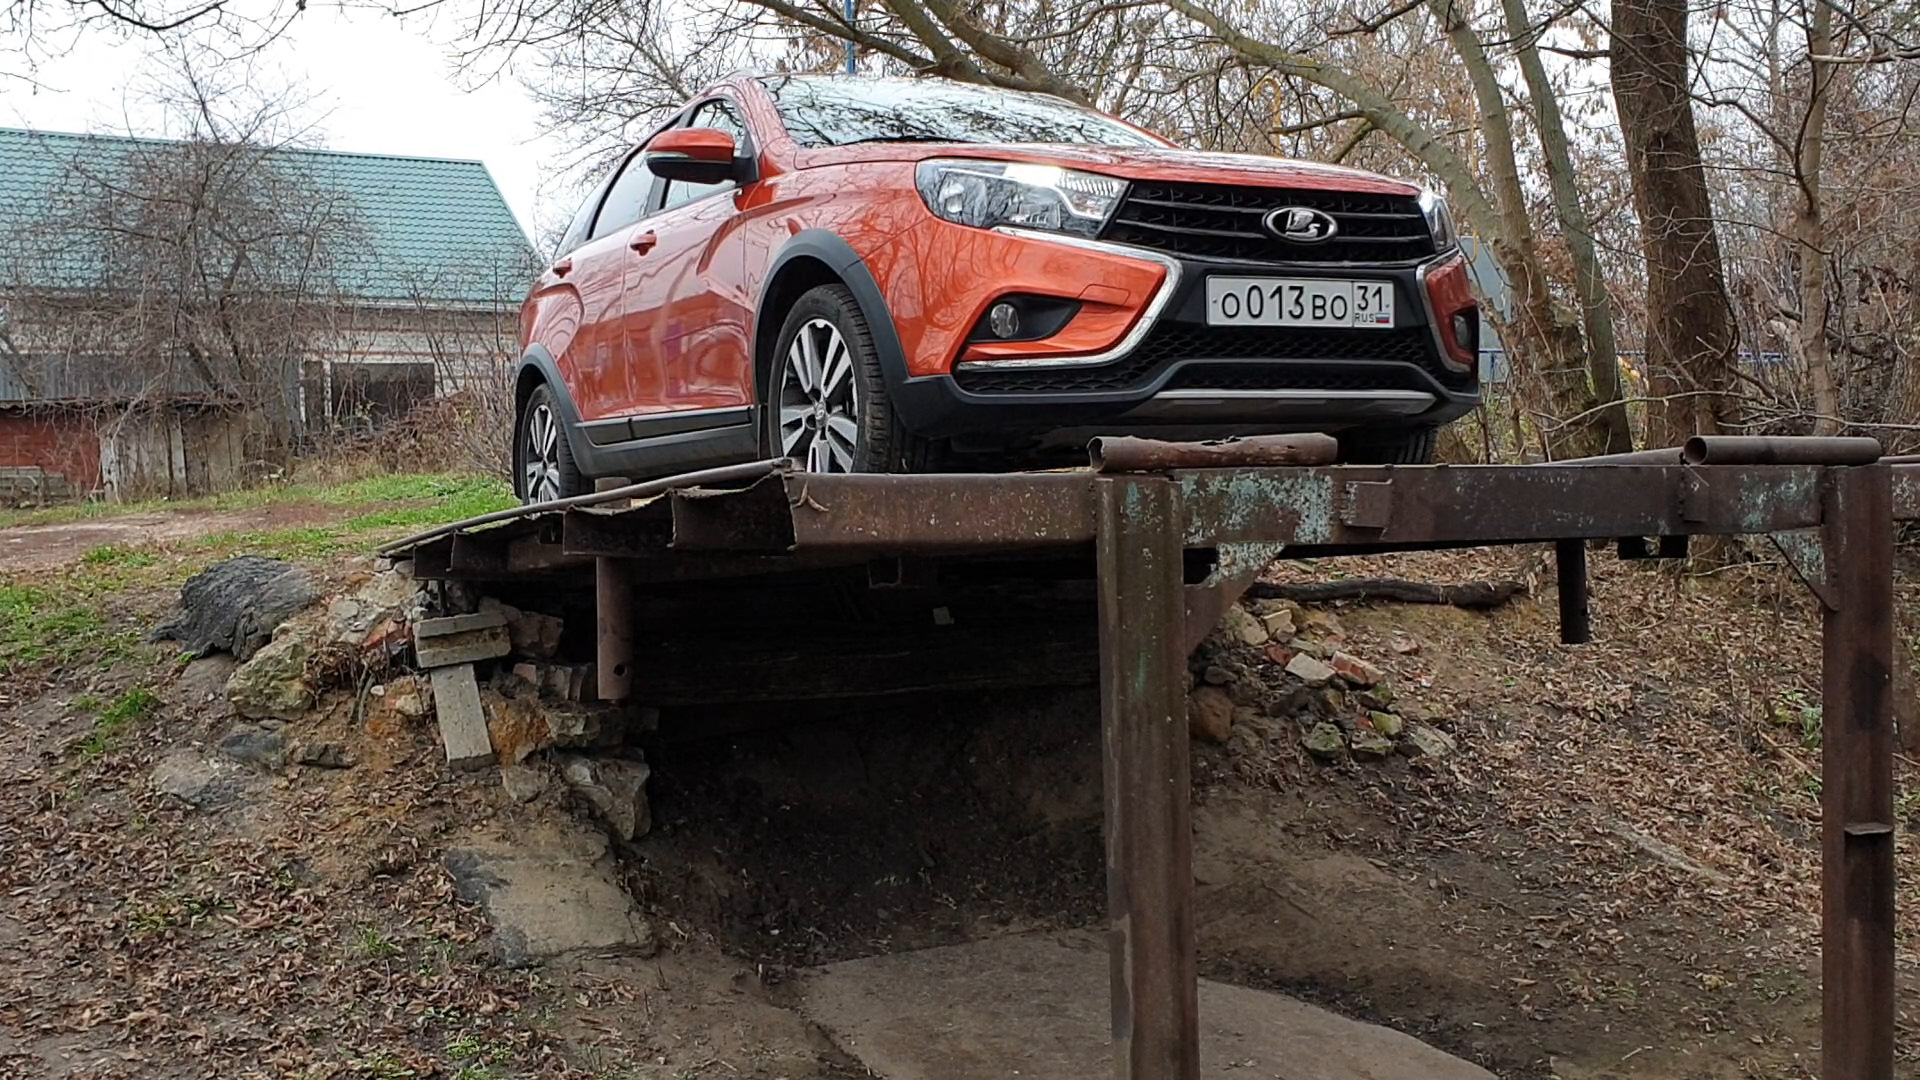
[0,504,352,572]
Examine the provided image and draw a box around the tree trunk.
[1501,0,1634,454]
[1611,0,1740,449]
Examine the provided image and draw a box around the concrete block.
[416,610,509,639]
[430,663,494,770]
[414,625,510,668]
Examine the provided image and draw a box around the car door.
[559,147,664,428]
[616,98,755,420]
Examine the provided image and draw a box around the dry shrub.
[304,390,511,480]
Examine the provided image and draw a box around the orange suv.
[515,74,1480,500]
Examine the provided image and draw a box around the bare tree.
[0,52,363,480]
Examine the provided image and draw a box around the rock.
[430,664,495,771]
[1329,652,1385,688]
[176,655,239,708]
[482,599,565,660]
[226,632,314,721]
[558,755,653,841]
[217,723,286,768]
[1220,605,1268,647]
[1350,730,1396,761]
[511,662,541,687]
[387,677,429,720]
[1288,637,1330,659]
[1301,611,1345,640]
[1357,683,1396,711]
[1398,699,1448,725]
[1389,630,1421,655]
[1263,644,1294,667]
[1187,686,1235,743]
[1401,724,1458,759]
[1201,664,1233,687]
[294,741,354,769]
[149,750,238,807]
[443,828,657,967]
[501,760,552,803]
[1365,710,1404,738]
[1302,722,1346,760]
[155,555,318,662]
[1260,608,1296,641]
[1284,653,1336,687]
[1315,688,1348,715]
[488,692,627,765]
[1263,684,1313,719]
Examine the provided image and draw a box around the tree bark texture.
[1611,0,1741,449]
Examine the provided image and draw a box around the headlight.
[915,159,1125,238]
[1418,188,1457,250]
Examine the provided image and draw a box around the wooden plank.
[1095,475,1199,1080]
[429,663,494,771]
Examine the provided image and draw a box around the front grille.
[953,324,1439,394]
[1103,182,1436,264]
[1163,364,1427,394]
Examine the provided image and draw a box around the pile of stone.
[1189,598,1457,764]
[157,555,652,839]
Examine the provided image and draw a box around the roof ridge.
[0,125,489,168]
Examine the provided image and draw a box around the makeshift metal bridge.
[384,433,1916,1080]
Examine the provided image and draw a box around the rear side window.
[591,151,658,240]
[662,99,751,211]
[557,169,615,255]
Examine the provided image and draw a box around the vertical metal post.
[1820,463,1895,1080]
[1095,475,1199,1080]
[844,0,857,72]
[595,478,635,703]
[1554,538,1590,645]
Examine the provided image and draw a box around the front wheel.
[765,284,938,473]
[515,384,586,503]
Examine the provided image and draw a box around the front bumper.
[890,245,1482,445]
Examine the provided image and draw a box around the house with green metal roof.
[0,126,536,500]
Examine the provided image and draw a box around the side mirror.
[645,127,749,185]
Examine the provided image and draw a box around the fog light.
[988,301,1021,339]
[1451,312,1475,350]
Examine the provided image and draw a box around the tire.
[764,283,939,473]
[1340,426,1439,465]
[515,384,587,503]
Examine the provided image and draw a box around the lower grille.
[953,324,1441,394]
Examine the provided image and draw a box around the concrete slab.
[799,932,1493,1080]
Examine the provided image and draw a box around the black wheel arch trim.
[757,229,911,399]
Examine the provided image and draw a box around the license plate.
[1204,277,1395,329]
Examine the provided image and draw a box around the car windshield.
[757,75,1164,149]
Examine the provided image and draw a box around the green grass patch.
[80,544,159,569]
[0,470,512,531]
[0,583,133,675]
[190,474,513,560]
[75,686,161,757]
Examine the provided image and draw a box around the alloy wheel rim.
[778,318,859,473]
[522,402,562,503]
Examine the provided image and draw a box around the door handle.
[551,258,573,277]
[630,232,658,254]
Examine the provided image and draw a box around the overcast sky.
[2,7,572,245]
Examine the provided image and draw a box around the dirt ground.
[1,502,1915,1078]
[0,505,357,572]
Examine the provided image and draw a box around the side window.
[556,168,615,255]
[590,150,657,240]
[661,100,750,211]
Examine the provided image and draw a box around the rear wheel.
[766,283,938,473]
[515,384,586,503]
[1339,426,1439,465]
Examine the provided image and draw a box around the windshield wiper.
[836,135,978,145]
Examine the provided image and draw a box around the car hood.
[794,141,1422,195]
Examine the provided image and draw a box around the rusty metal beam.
[1820,464,1895,1080]
[1091,433,1338,472]
[1095,475,1199,1080]
[1176,464,1827,546]
[774,472,1100,553]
